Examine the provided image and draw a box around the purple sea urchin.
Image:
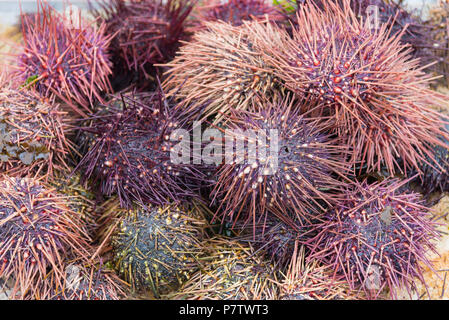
[0,88,71,178]
[305,179,439,299]
[236,212,312,268]
[162,21,281,123]
[93,0,194,87]
[211,96,349,231]
[0,176,91,299]
[15,0,113,116]
[252,0,449,176]
[164,237,279,300]
[109,202,209,297]
[195,0,285,28]
[76,90,209,208]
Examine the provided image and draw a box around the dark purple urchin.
[14,0,114,117]
[76,89,210,208]
[92,0,194,88]
[210,96,349,231]
[304,179,439,299]
[195,0,285,28]
[235,212,314,268]
[0,176,92,299]
[252,1,449,176]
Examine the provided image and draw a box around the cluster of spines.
[0,176,91,299]
[109,202,209,297]
[0,88,71,178]
[210,96,349,231]
[76,89,209,208]
[194,0,285,28]
[163,237,279,300]
[162,21,280,124]
[92,0,195,88]
[250,0,449,176]
[304,179,439,299]
[14,0,113,116]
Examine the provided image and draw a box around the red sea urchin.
[15,0,113,116]
[210,96,349,231]
[76,90,209,208]
[305,179,439,299]
[92,0,195,87]
[0,88,71,177]
[251,0,449,176]
[162,21,281,124]
[0,176,91,299]
[195,0,285,28]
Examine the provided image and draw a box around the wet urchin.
[305,178,440,299]
[0,176,92,299]
[0,88,71,178]
[210,96,349,231]
[14,0,114,116]
[76,89,210,208]
[107,201,210,297]
[92,0,195,89]
[251,0,449,175]
[163,237,279,300]
[162,21,282,123]
[194,0,285,28]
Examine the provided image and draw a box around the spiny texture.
[93,0,194,86]
[44,258,127,300]
[48,171,98,236]
[237,213,312,268]
[211,97,348,230]
[0,177,91,299]
[76,90,209,208]
[110,202,208,297]
[164,238,279,300]
[251,1,449,175]
[15,1,113,116]
[305,179,439,299]
[280,245,352,300]
[195,0,285,28]
[162,21,281,123]
[416,124,449,194]
[427,1,449,86]
[0,88,71,177]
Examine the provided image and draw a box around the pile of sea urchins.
[1,0,449,300]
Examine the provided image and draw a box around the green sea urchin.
[164,237,279,300]
[110,202,209,297]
